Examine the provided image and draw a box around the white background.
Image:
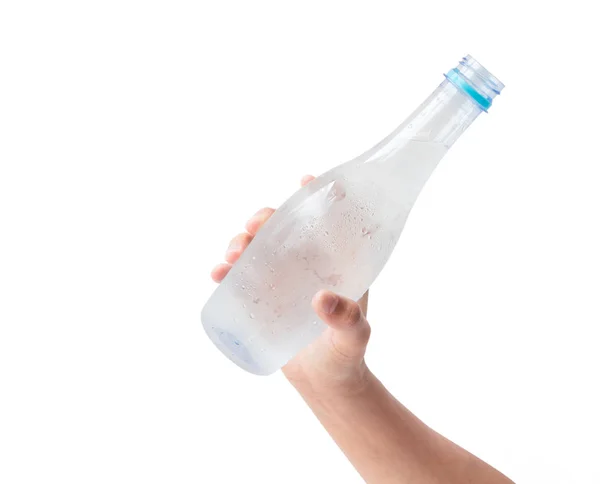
[1,1,599,483]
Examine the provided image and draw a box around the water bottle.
[202,55,504,375]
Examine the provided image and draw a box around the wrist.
[285,359,374,401]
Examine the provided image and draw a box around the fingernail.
[322,293,339,314]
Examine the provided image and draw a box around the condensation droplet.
[241,285,246,289]
[249,313,255,319]
[269,283,276,290]
[252,256,256,260]
[242,303,247,308]
[312,321,318,325]
[252,297,260,304]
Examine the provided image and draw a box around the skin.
[210,175,514,484]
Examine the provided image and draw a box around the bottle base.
[202,323,274,376]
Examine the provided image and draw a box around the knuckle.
[345,303,363,326]
[358,321,371,343]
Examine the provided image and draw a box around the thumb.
[312,290,371,359]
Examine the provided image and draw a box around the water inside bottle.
[202,140,448,374]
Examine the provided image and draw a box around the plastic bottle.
[202,55,504,375]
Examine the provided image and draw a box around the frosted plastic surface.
[202,55,503,375]
[202,141,447,374]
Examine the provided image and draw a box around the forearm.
[293,369,513,484]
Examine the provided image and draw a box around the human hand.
[210,178,515,484]
[210,175,372,396]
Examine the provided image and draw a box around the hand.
[210,175,373,396]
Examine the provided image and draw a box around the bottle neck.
[396,54,504,150]
[354,56,503,166]
[356,80,484,170]
[397,79,483,149]
[350,79,487,209]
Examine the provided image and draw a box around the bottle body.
[202,55,504,375]
[202,141,448,374]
